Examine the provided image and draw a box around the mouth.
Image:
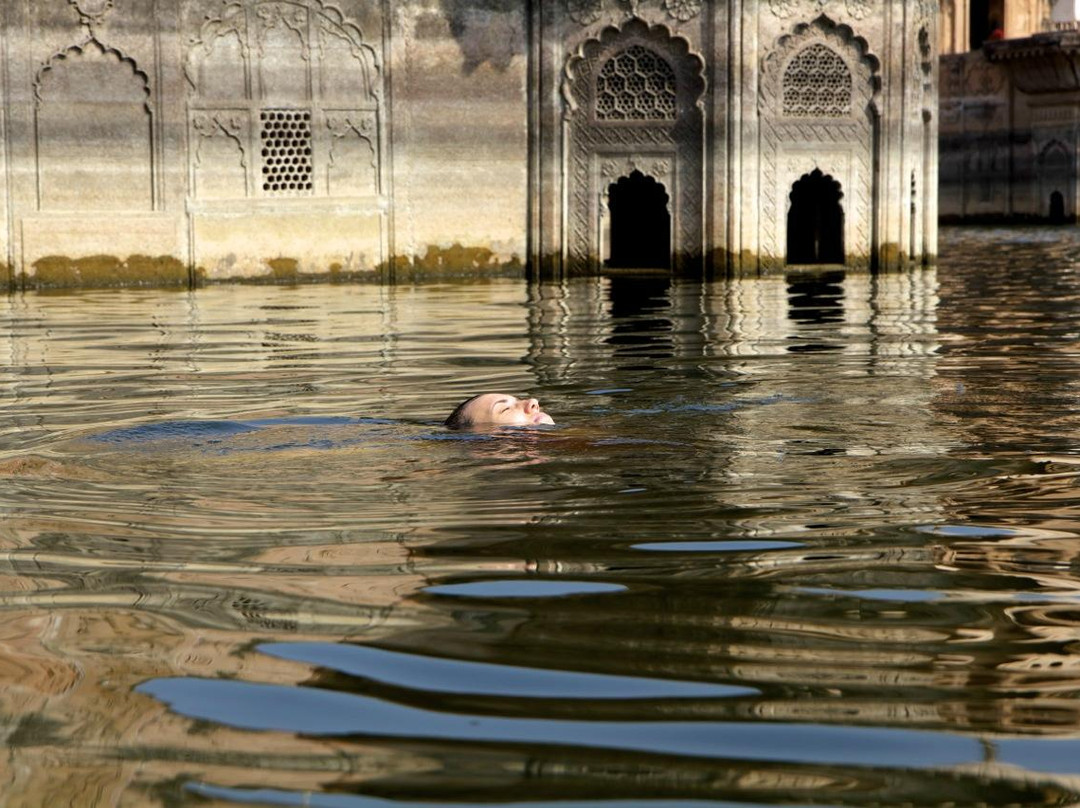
[532,412,555,425]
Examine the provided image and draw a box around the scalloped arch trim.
[768,14,881,79]
[36,38,152,111]
[569,17,704,83]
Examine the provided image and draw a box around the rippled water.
[5,227,1080,806]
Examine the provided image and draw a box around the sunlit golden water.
[5,228,1080,806]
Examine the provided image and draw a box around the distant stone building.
[0,0,938,287]
[938,0,1080,223]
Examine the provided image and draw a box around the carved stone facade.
[0,0,936,286]
[531,0,938,278]
[0,0,390,284]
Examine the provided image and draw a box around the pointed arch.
[34,38,154,211]
[36,38,152,112]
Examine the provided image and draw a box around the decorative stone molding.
[664,0,702,21]
[768,0,873,20]
[186,0,380,101]
[193,110,246,139]
[564,0,703,26]
[254,2,311,63]
[69,0,115,27]
[599,155,673,182]
[36,38,153,113]
[566,0,604,25]
[184,0,384,202]
[192,111,248,167]
[326,110,378,169]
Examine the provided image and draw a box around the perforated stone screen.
[596,45,676,121]
[260,109,313,195]
[782,43,853,118]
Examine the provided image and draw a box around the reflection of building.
[0,0,936,288]
[939,1,1080,222]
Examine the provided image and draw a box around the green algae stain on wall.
[266,257,301,283]
[26,255,189,289]
[379,244,524,281]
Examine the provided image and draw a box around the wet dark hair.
[444,395,483,429]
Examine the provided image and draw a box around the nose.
[524,398,540,414]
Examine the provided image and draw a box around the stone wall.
[0,0,530,287]
[0,0,937,287]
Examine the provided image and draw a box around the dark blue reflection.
[633,540,804,552]
[92,416,392,444]
[187,782,715,808]
[92,420,261,443]
[424,580,626,598]
[259,642,753,699]
[139,676,982,769]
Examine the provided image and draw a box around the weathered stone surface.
[0,0,937,287]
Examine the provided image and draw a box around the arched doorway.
[607,171,671,270]
[787,169,845,265]
[1050,191,1067,224]
[538,18,705,278]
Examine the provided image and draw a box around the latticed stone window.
[782,43,853,118]
[260,109,314,195]
[596,45,677,121]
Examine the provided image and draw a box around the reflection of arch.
[1050,191,1066,224]
[787,169,845,265]
[35,38,154,211]
[606,171,671,270]
[563,18,705,276]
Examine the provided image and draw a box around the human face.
[460,394,555,427]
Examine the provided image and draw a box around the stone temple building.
[0,0,938,287]
[939,0,1080,222]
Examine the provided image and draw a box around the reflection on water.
[5,228,1080,805]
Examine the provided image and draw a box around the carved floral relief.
[565,0,703,25]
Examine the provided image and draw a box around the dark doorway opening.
[969,0,1003,49]
[787,169,845,265]
[1050,191,1067,224]
[607,170,671,270]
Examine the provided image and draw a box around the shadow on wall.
[438,0,525,73]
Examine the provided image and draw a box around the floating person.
[444,394,555,429]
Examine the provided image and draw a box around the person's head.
[445,393,555,429]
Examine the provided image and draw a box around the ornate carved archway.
[760,15,880,270]
[563,18,705,275]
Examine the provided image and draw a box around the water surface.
[5,227,1080,805]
